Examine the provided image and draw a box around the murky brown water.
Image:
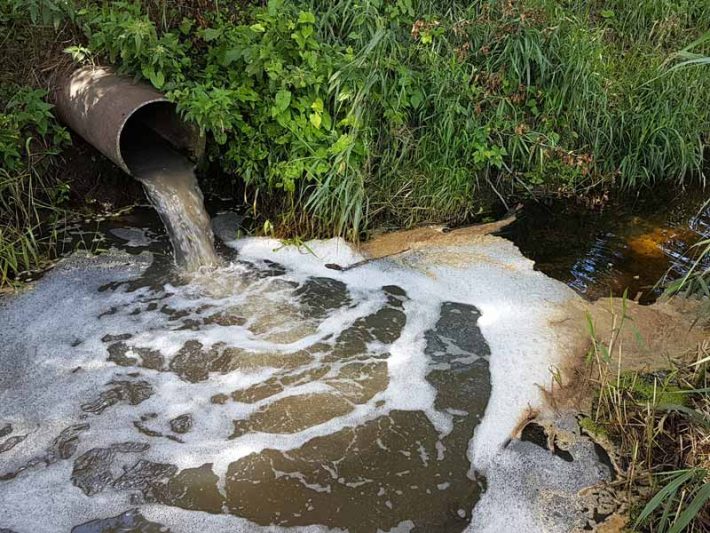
[4,185,704,532]
[94,280,488,531]
[501,190,709,303]
[0,237,494,532]
[123,128,219,270]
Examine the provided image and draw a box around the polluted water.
[122,126,220,271]
[0,144,615,531]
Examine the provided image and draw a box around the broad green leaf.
[409,89,424,109]
[298,11,316,24]
[321,110,332,130]
[273,90,292,115]
[330,134,353,155]
[141,65,155,82]
[151,70,165,89]
[311,98,324,113]
[202,28,221,41]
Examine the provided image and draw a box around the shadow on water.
[499,189,709,303]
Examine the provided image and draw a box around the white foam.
[0,232,585,531]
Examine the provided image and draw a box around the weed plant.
[585,298,709,532]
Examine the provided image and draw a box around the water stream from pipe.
[123,128,219,270]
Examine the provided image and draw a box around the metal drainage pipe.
[54,66,204,176]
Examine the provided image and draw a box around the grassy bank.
[72,0,710,237]
[1,0,709,284]
[0,84,69,287]
[583,298,709,531]
[586,351,709,531]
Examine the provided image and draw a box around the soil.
[62,134,144,212]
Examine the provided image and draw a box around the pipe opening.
[120,101,196,179]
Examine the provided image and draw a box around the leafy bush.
[68,0,709,239]
[0,86,69,286]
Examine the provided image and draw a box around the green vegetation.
[1,0,709,285]
[585,300,709,532]
[70,0,709,237]
[664,201,709,315]
[0,84,69,286]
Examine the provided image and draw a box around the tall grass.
[297,0,710,235]
[0,169,54,286]
[585,301,710,531]
[582,0,710,50]
[3,0,709,241]
[0,64,69,287]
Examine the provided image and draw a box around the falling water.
[122,128,219,270]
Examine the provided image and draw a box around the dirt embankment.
[548,296,708,413]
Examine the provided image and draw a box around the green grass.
[2,0,709,243]
[0,167,67,288]
[585,300,710,532]
[0,57,70,287]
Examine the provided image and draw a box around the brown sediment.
[626,226,699,258]
[540,296,708,415]
[531,297,708,532]
[595,513,629,533]
[585,297,708,372]
[359,214,517,259]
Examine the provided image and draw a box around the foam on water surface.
[0,231,598,532]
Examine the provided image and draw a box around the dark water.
[500,190,709,303]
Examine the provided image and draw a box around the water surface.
[501,191,709,302]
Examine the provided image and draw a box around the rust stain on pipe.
[54,66,204,175]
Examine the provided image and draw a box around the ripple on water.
[0,242,497,532]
